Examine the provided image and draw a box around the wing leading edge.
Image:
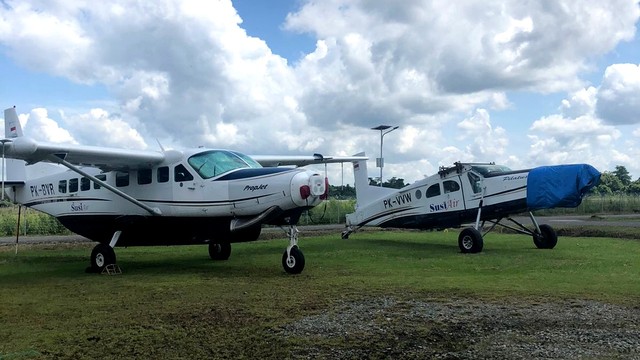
[252,154,368,167]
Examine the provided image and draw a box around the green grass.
[1,231,639,359]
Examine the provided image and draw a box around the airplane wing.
[3,107,164,171]
[2,137,165,170]
[251,154,368,167]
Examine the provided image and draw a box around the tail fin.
[351,152,396,206]
[5,107,23,138]
[3,107,26,186]
[352,152,369,201]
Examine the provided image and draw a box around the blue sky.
[1,1,640,183]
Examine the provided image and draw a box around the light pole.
[371,125,399,187]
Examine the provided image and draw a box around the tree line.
[593,165,640,195]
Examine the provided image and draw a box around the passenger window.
[94,174,106,189]
[69,178,79,193]
[426,183,441,198]
[174,164,193,182]
[116,171,130,187]
[138,169,152,185]
[157,166,169,183]
[58,180,67,194]
[81,177,91,191]
[443,180,460,193]
[468,172,482,194]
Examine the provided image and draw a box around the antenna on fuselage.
[156,138,165,152]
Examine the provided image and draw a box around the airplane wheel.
[458,228,484,253]
[282,246,305,274]
[90,243,116,272]
[533,224,557,249]
[209,242,231,260]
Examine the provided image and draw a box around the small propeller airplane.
[1,106,366,274]
[341,153,600,252]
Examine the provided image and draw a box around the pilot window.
[58,180,67,194]
[174,164,194,182]
[157,166,169,183]
[116,171,130,187]
[443,180,460,193]
[138,168,152,185]
[426,183,441,198]
[69,178,79,193]
[94,174,106,189]
[187,150,261,179]
[468,172,482,194]
[81,177,91,191]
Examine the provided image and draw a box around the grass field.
[1,230,639,359]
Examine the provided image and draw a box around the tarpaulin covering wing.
[526,164,600,210]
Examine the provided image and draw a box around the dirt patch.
[275,297,640,359]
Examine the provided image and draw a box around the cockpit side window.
[174,164,194,182]
[188,150,261,179]
[443,180,460,193]
[468,172,482,194]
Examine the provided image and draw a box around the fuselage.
[347,163,530,230]
[6,148,326,246]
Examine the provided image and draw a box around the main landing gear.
[88,231,121,273]
[458,211,558,253]
[207,224,305,274]
[86,225,307,274]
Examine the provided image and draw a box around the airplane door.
[172,163,205,202]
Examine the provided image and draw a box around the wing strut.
[49,155,162,216]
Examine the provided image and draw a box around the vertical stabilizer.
[351,152,396,207]
[3,107,27,186]
[4,107,23,138]
[352,152,369,202]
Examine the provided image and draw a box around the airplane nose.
[291,171,328,206]
[526,164,601,210]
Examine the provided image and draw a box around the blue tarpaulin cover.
[526,164,601,210]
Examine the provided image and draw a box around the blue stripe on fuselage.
[215,168,294,180]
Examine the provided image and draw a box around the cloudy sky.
[1,0,640,185]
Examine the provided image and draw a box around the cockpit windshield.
[188,150,262,179]
[471,164,512,177]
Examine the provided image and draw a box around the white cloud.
[528,89,623,172]
[23,108,77,144]
[61,108,147,150]
[0,0,639,183]
[457,109,509,159]
[596,63,640,124]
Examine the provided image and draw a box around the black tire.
[209,242,232,260]
[458,227,484,253]
[533,224,558,249]
[90,243,116,272]
[282,246,305,274]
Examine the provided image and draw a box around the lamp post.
[371,125,399,187]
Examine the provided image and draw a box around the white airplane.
[341,153,600,252]
[1,107,366,274]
